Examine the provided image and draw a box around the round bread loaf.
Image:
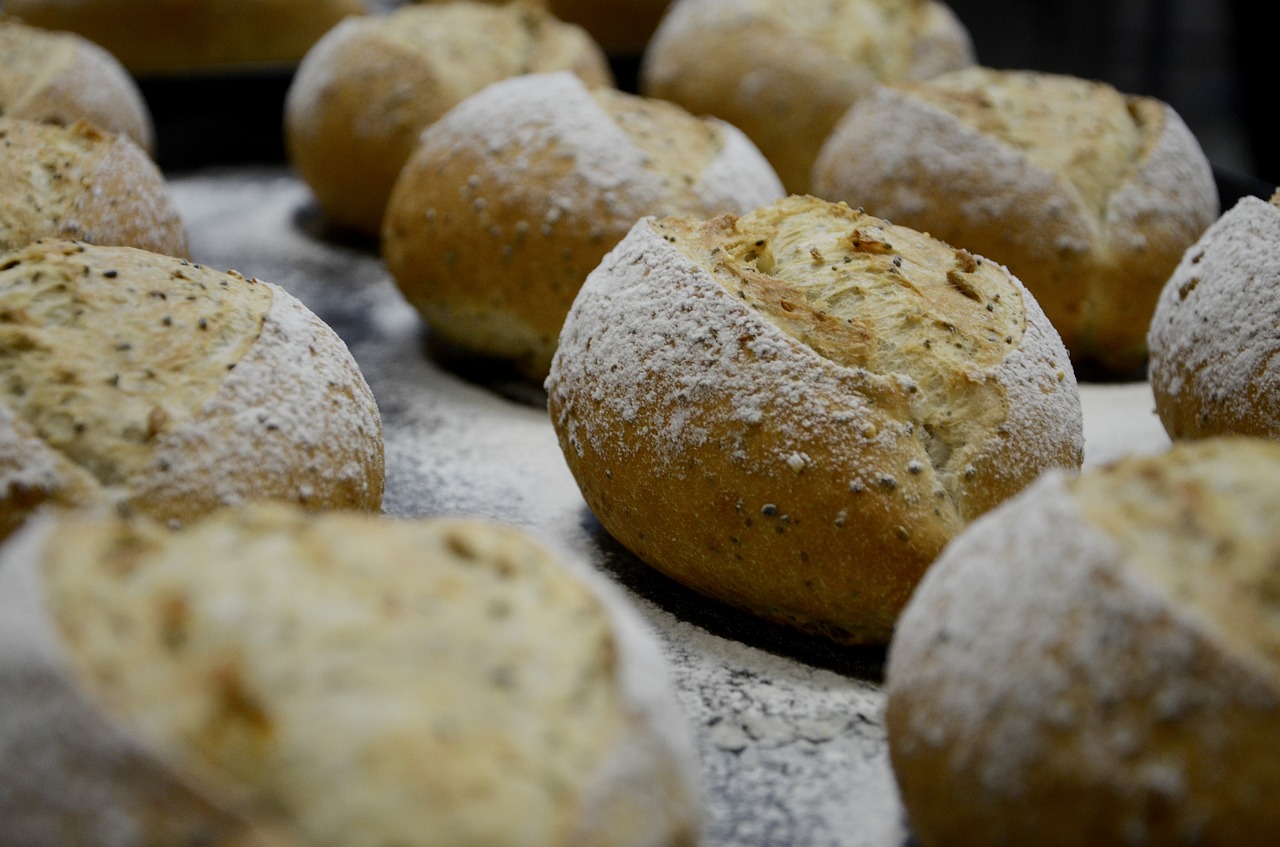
[382,70,786,381]
[811,66,1220,378]
[284,1,612,237]
[639,0,974,194]
[885,437,1280,846]
[0,240,384,539]
[0,118,187,257]
[1148,192,1280,440]
[0,17,155,155]
[4,0,368,75]
[546,194,1083,644]
[0,503,700,847]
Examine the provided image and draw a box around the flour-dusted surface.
[166,167,1173,847]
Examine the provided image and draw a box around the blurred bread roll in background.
[640,0,974,193]
[812,66,1219,378]
[3,0,368,74]
[285,0,612,237]
[382,70,785,381]
[411,0,672,56]
[0,17,155,155]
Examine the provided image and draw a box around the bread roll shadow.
[579,508,891,682]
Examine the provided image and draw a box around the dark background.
[141,0,1273,192]
[943,0,1273,186]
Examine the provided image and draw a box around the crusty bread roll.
[285,1,612,237]
[0,503,700,847]
[639,0,974,194]
[4,0,367,75]
[0,240,384,538]
[885,437,1280,846]
[0,17,155,155]
[382,70,786,381]
[546,195,1083,644]
[0,118,187,257]
[811,66,1220,378]
[1149,192,1280,440]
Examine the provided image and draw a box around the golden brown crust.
[4,0,367,74]
[546,196,1082,643]
[887,438,1280,846]
[284,1,613,236]
[0,240,384,536]
[812,67,1219,377]
[0,118,188,257]
[0,18,155,154]
[639,0,974,193]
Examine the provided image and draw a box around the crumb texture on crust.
[887,439,1280,846]
[27,506,696,847]
[0,241,383,529]
[382,71,783,379]
[546,196,1080,642]
[1149,194,1280,439]
[0,119,187,257]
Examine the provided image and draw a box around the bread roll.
[885,437,1280,846]
[0,240,384,538]
[546,194,1083,644]
[639,0,974,193]
[0,503,700,847]
[0,118,187,257]
[812,66,1219,378]
[0,17,154,155]
[1149,192,1280,440]
[382,70,786,381]
[4,0,367,75]
[284,1,613,236]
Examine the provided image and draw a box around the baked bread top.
[0,118,188,257]
[0,240,384,535]
[0,17,155,154]
[553,195,1083,523]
